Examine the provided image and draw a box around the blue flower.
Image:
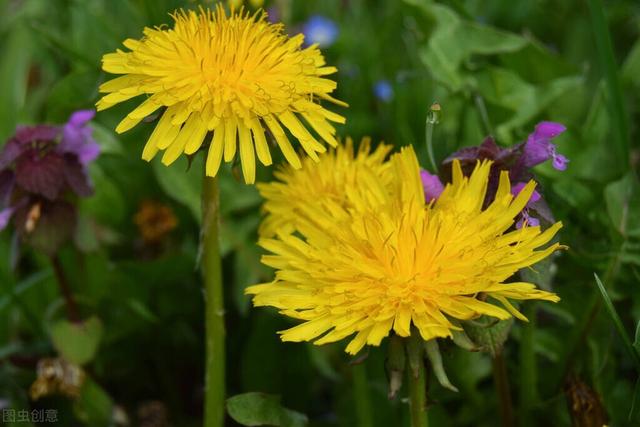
[373,80,393,102]
[302,16,338,48]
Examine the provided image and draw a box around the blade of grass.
[593,273,640,370]
[586,0,630,170]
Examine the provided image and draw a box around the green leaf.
[307,345,340,381]
[233,244,265,315]
[74,377,113,426]
[153,155,203,223]
[73,214,99,253]
[621,38,640,88]
[125,298,159,323]
[593,273,640,371]
[0,270,51,314]
[219,171,262,216]
[44,70,101,122]
[50,316,103,365]
[80,164,126,226]
[552,179,596,209]
[0,24,31,141]
[631,378,640,422]
[604,173,640,238]
[406,1,526,92]
[226,392,308,427]
[586,0,630,169]
[493,75,583,143]
[90,122,124,156]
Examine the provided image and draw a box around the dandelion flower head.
[97,6,346,183]
[257,137,392,237]
[247,146,563,354]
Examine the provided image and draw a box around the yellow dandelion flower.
[246,146,563,355]
[257,137,393,237]
[96,6,346,184]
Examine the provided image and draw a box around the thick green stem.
[493,352,514,427]
[519,303,537,427]
[352,363,373,427]
[406,355,429,427]
[424,103,440,173]
[202,176,225,427]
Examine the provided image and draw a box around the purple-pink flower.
[0,110,99,236]
[523,121,568,171]
[511,182,542,228]
[420,169,444,202]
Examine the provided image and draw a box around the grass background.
[0,0,639,425]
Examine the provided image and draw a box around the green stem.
[407,356,429,427]
[586,0,630,170]
[473,92,493,137]
[352,363,373,427]
[50,255,81,323]
[519,303,537,427]
[425,119,437,173]
[492,352,514,427]
[202,175,225,427]
[425,103,440,173]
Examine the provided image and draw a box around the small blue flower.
[373,80,394,102]
[302,16,338,48]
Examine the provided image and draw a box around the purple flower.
[511,182,542,228]
[0,110,99,236]
[511,182,541,203]
[420,169,444,202]
[302,16,338,48]
[523,121,568,170]
[516,211,540,229]
[373,80,394,103]
[0,206,14,230]
[60,110,100,165]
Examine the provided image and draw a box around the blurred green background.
[0,0,639,425]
